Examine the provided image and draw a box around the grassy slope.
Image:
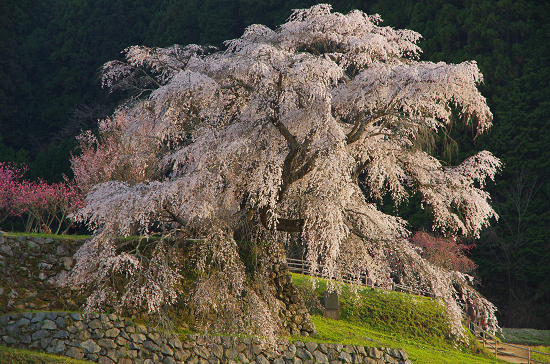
[291,273,507,364]
[0,346,90,364]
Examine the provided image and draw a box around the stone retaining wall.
[0,235,315,337]
[0,312,412,364]
[0,235,85,313]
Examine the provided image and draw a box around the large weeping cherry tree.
[66,5,501,341]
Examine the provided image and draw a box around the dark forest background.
[1,0,549,329]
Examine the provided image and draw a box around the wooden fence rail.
[470,322,550,364]
[286,258,434,298]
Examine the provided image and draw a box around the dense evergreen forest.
[1,0,549,329]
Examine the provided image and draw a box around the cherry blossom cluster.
[0,162,84,233]
[66,4,502,342]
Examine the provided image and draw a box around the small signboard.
[324,290,339,310]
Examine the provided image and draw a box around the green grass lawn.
[291,273,509,364]
[304,315,506,364]
[498,327,550,346]
[0,346,90,364]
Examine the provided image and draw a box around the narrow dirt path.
[479,336,549,363]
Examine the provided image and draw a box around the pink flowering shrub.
[409,231,477,273]
[0,162,26,223]
[0,162,84,233]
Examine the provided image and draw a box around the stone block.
[107,349,118,361]
[2,335,17,345]
[74,321,87,330]
[131,333,147,343]
[45,312,58,320]
[383,353,398,364]
[305,342,317,352]
[81,339,101,354]
[209,343,223,359]
[70,313,83,321]
[0,315,9,326]
[296,348,313,360]
[355,347,366,356]
[314,350,329,364]
[65,347,85,360]
[252,344,262,355]
[147,332,162,346]
[238,352,250,363]
[6,324,20,336]
[21,334,32,344]
[127,341,140,350]
[344,345,355,354]
[32,329,51,341]
[46,339,66,354]
[55,316,66,328]
[397,349,408,361]
[15,317,30,327]
[89,319,102,329]
[169,337,182,349]
[120,329,131,340]
[53,330,69,339]
[0,244,13,256]
[98,355,116,364]
[105,327,120,337]
[225,347,239,359]
[256,354,270,364]
[75,330,91,341]
[139,348,151,358]
[40,337,53,349]
[116,336,128,346]
[41,319,57,330]
[338,352,352,363]
[163,357,177,364]
[369,348,382,360]
[98,338,117,349]
[143,340,160,352]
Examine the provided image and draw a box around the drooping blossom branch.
[66,4,502,341]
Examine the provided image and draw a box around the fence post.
[528,346,530,364]
[495,335,497,356]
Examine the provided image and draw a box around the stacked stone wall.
[0,235,412,363]
[0,311,411,364]
[0,235,85,313]
[0,235,316,336]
